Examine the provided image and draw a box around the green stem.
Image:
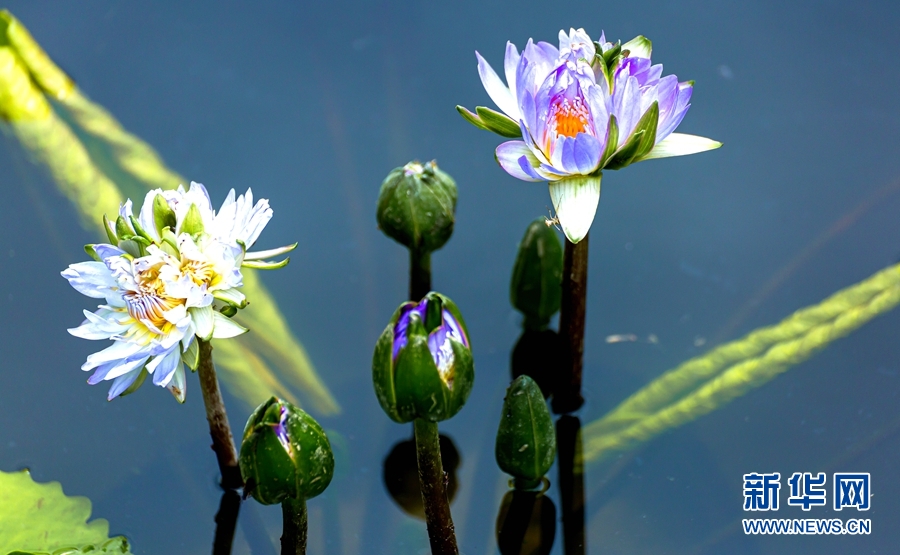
[409,248,432,301]
[413,418,459,555]
[553,235,588,414]
[281,497,308,555]
[197,339,243,490]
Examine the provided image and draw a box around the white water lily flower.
[63,182,295,402]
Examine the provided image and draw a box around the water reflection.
[496,487,556,555]
[212,489,241,555]
[382,432,461,520]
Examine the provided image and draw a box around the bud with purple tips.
[373,292,474,423]
[239,396,334,505]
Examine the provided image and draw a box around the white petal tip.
[642,133,722,161]
[548,176,602,244]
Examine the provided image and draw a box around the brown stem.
[281,497,308,555]
[409,248,432,301]
[197,339,243,490]
[553,234,588,414]
[414,418,459,555]
[557,415,585,555]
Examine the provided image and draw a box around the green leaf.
[128,215,151,242]
[243,243,298,261]
[83,244,100,262]
[456,105,491,132]
[0,469,132,554]
[474,106,522,138]
[101,215,117,244]
[180,202,204,235]
[181,338,200,370]
[604,101,658,170]
[599,115,619,168]
[114,216,132,241]
[242,258,290,270]
[152,193,175,236]
[9,537,133,554]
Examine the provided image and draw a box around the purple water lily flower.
[393,298,470,387]
[460,28,720,244]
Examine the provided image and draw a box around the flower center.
[125,262,182,331]
[180,257,218,288]
[547,95,591,140]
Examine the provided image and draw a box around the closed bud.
[372,292,474,423]
[496,376,556,490]
[376,161,457,253]
[239,397,334,505]
[510,218,563,330]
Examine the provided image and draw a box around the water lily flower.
[458,28,721,243]
[62,182,296,402]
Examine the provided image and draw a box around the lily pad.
[0,469,131,554]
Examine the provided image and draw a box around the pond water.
[2,1,900,554]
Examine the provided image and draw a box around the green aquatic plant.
[0,469,132,554]
[583,261,900,462]
[0,9,338,415]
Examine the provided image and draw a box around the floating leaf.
[0,469,131,554]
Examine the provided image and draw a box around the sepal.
[475,106,523,138]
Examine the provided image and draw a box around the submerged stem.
[281,497,308,555]
[413,418,459,555]
[197,339,243,489]
[553,235,589,414]
[409,248,432,301]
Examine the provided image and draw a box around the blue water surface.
[2,1,900,554]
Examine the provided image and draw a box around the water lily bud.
[496,376,556,490]
[510,218,563,329]
[376,160,457,253]
[239,397,334,505]
[373,292,474,423]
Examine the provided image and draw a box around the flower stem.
[197,339,243,490]
[281,497,308,554]
[553,235,588,414]
[413,418,459,555]
[409,248,432,301]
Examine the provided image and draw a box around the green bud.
[152,193,176,236]
[181,203,205,235]
[372,292,474,423]
[376,161,457,254]
[239,397,334,505]
[115,215,133,241]
[495,376,556,489]
[510,218,563,329]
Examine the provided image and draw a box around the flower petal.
[549,175,602,244]
[211,311,249,339]
[61,262,118,299]
[622,35,652,59]
[191,305,215,340]
[640,133,722,161]
[107,367,145,400]
[476,51,520,121]
[495,141,544,182]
